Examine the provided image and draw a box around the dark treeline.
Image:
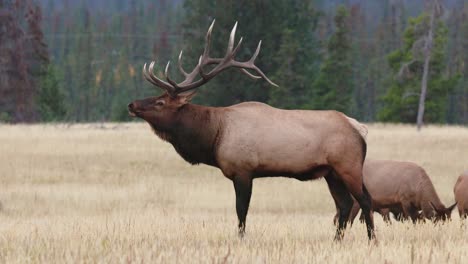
[0,0,467,124]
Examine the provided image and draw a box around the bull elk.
[128,20,375,241]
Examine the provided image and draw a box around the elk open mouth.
[128,109,143,117]
[128,110,137,117]
[127,103,140,117]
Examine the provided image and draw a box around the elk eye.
[155,101,165,106]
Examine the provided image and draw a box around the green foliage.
[378,13,459,123]
[35,0,178,122]
[181,0,320,108]
[110,91,133,122]
[0,112,11,123]
[447,19,468,123]
[268,4,320,109]
[267,29,302,108]
[307,5,354,114]
[6,0,464,124]
[37,64,67,121]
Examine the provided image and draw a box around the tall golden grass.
[0,123,467,263]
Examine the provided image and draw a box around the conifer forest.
[0,0,467,124]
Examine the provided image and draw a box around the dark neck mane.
[151,104,222,167]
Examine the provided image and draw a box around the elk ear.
[447,202,457,212]
[429,202,440,213]
[178,91,197,104]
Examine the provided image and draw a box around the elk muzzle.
[128,102,138,117]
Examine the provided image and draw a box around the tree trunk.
[416,1,437,131]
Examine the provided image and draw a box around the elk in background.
[128,20,374,241]
[335,159,456,224]
[454,171,468,219]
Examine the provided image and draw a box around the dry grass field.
[0,122,467,263]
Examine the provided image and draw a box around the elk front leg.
[402,202,419,224]
[460,209,467,220]
[379,208,392,224]
[233,176,252,237]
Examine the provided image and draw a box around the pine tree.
[309,5,354,114]
[268,2,320,109]
[180,0,320,107]
[37,64,66,121]
[378,13,459,123]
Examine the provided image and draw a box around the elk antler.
[142,20,278,97]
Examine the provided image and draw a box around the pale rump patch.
[346,116,368,141]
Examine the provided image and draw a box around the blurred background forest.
[0,0,467,124]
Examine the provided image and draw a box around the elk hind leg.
[333,205,340,226]
[343,179,375,240]
[347,200,361,226]
[357,184,375,240]
[325,173,354,241]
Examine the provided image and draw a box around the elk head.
[127,91,197,132]
[430,202,457,222]
[128,20,277,128]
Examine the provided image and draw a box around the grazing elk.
[336,159,456,224]
[128,20,375,241]
[454,171,468,219]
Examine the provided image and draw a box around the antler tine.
[231,37,243,58]
[231,40,267,81]
[164,61,170,78]
[205,25,242,77]
[250,40,262,63]
[202,19,215,58]
[240,68,262,79]
[234,40,265,80]
[205,36,243,78]
[226,21,238,56]
[177,19,215,88]
[221,32,260,80]
[164,61,181,93]
[148,61,156,74]
[143,62,164,89]
[143,63,157,86]
[248,65,279,87]
[198,55,209,80]
[177,50,189,77]
[146,61,177,94]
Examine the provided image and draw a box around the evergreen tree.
[309,5,354,114]
[181,0,320,107]
[446,7,468,124]
[378,13,459,123]
[37,64,67,121]
[268,3,320,109]
[6,0,464,124]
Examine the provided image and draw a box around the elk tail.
[344,115,368,165]
[346,116,368,141]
